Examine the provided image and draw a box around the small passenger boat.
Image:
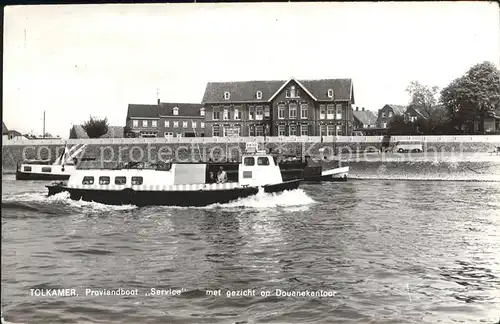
[46,147,302,207]
[16,144,87,181]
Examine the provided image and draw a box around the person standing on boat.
[217,166,228,183]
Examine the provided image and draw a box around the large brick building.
[126,100,205,137]
[201,78,355,137]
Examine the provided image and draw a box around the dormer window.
[327,89,334,98]
[200,107,205,116]
[173,107,179,115]
[224,91,230,100]
[256,91,263,100]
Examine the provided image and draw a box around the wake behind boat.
[46,145,302,207]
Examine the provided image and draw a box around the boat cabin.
[65,147,284,191]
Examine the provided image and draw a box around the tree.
[82,116,109,138]
[406,81,450,134]
[440,61,500,134]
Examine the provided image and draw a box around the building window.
[289,125,297,136]
[133,120,138,127]
[213,107,220,120]
[248,126,254,136]
[300,124,308,136]
[200,107,205,116]
[287,85,298,98]
[278,104,285,119]
[223,108,229,120]
[164,132,173,138]
[256,106,263,120]
[327,89,334,98]
[289,103,297,118]
[327,104,334,119]
[213,125,220,137]
[382,112,386,118]
[320,105,326,119]
[255,125,264,136]
[173,107,179,116]
[382,122,387,128]
[132,176,143,185]
[142,120,148,127]
[336,104,342,119]
[224,91,230,100]
[278,125,286,136]
[99,176,110,185]
[152,120,157,127]
[183,121,188,128]
[249,106,255,120]
[191,121,197,128]
[177,133,182,138]
[82,176,94,185]
[300,103,308,119]
[320,125,327,136]
[256,91,262,99]
[327,125,335,136]
[173,121,179,128]
[336,125,342,136]
[164,120,169,127]
[388,111,393,117]
[234,107,240,120]
[201,122,205,128]
[264,106,270,118]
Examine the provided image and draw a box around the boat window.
[82,176,94,185]
[23,166,32,172]
[244,157,255,166]
[99,176,110,185]
[257,157,269,166]
[132,176,143,185]
[42,167,52,172]
[115,176,127,185]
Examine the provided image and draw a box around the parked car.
[394,140,423,153]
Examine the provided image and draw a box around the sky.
[3,2,500,138]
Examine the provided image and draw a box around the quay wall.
[2,135,500,172]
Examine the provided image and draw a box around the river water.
[1,171,500,323]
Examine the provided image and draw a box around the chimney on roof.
[362,107,365,111]
[356,106,359,111]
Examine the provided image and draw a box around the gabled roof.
[201,78,353,103]
[299,79,353,102]
[353,110,377,126]
[70,125,124,139]
[159,102,204,117]
[127,104,159,118]
[202,80,284,103]
[385,104,407,115]
[268,78,317,101]
[2,122,8,135]
[8,130,23,137]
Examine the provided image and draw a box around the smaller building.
[159,102,205,138]
[69,125,125,139]
[376,104,406,129]
[8,130,27,141]
[475,104,500,134]
[353,107,377,135]
[126,103,160,137]
[2,122,9,142]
